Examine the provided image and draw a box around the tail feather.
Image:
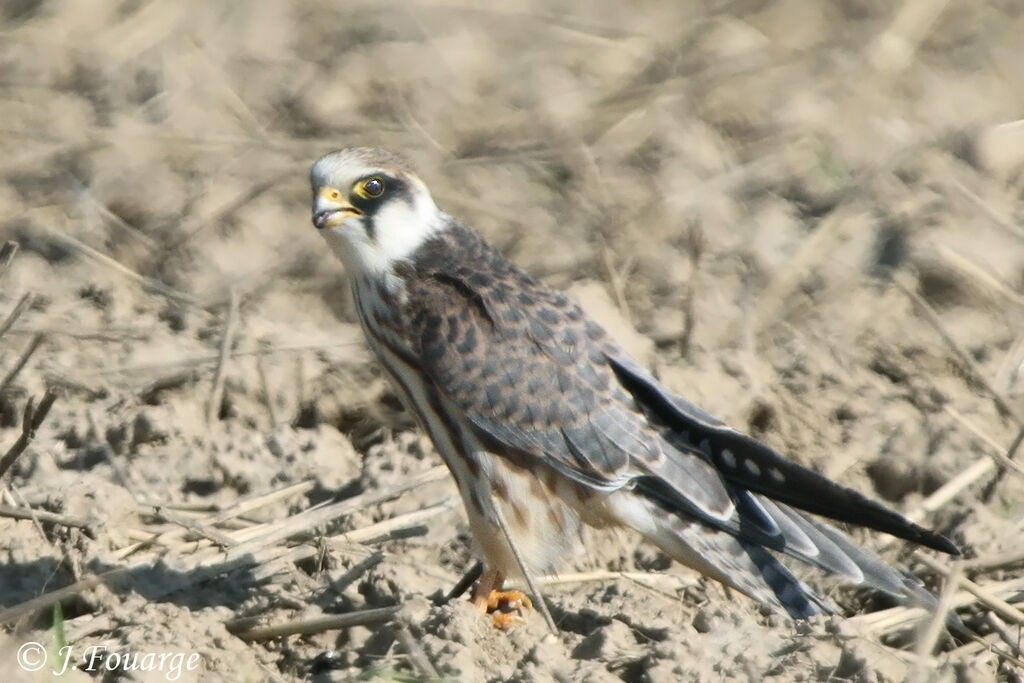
[630,477,938,614]
[787,508,938,608]
[605,352,959,555]
[739,494,865,582]
[608,493,832,619]
[752,496,937,608]
[602,348,951,617]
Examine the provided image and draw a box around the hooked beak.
[313,187,362,230]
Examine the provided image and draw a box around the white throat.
[320,188,443,290]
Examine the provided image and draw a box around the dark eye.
[362,177,385,197]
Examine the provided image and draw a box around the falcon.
[309,147,958,629]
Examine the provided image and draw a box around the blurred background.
[1,1,1023,680]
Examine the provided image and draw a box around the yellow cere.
[319,186,342,202]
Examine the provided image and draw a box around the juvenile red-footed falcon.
[310,147,958,630]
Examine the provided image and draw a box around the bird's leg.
[470,568,502,611]
[470,568,533,629]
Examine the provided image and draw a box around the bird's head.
[310,147,441,277]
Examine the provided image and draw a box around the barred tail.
[607,492,831,619]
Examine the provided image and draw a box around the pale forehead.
[310,147,415,188]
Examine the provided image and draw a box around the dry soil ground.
[1,1,1024,681]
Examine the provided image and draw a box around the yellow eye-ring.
[362,177,385,198]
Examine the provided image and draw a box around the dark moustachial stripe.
[345,174,413,241]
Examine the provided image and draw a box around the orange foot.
[470,570,534,630]
[482,590,533,630]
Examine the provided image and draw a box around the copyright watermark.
[16,642,47,671]
[16,642,201,680]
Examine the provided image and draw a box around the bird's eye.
[362,177,385,198]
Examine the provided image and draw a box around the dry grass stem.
[112,479,315,560]
[600,242,633,324]
[849,576,1024,636]
[537,570,699,589]
[207,479,316,526]
[207,287,240,425]
[0,241,17,279]
[948,175,1024,242]
[216,467,450,559]
[981,425,1024,503]
[906,456,995,522]
[916,553,1024,628]
[80,189,158,250]
[0,565,135,625]
[0,389,57,481]
[394,620,440,680]
[150,507,238,548]
[984,612,1023,657]
[943,405,1024,479]
[963,549,1024,573]
[325,497,456,547]
[170,167,298,250]
[45,228,196,306]
[0,292,33,340]
[753,207,856,338]
[0,504,91,530]
[255,340,278,427]
[94,338,361,378]
[932,245,1024,309]
[912,561,961,662]
[867,0,953,73]
[226,606,400,642]
[42,372,108,400]
[7,325,150,341]
[678,218,704,356]
[0,333,44,395]
[894,273,1022,424]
